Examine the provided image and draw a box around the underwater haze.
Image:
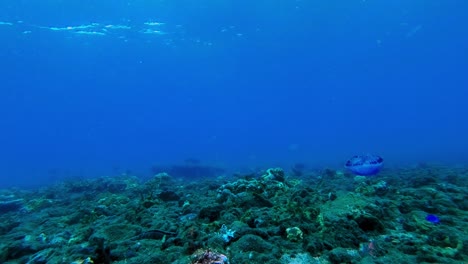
[1,0,468,187]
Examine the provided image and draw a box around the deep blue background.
[1,0,467,187]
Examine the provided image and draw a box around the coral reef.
[0,165,467,263]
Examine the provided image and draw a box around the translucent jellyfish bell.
[345,154,383,176]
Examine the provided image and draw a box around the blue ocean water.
[1,0,467,187]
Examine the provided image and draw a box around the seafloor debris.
[190,249,229,264]
[0,196,26,214]
[0,165,467,263]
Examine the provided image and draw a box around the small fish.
[144,22,165,26]
[425,214,440,224]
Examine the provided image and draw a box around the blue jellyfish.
[345,154,383,176]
